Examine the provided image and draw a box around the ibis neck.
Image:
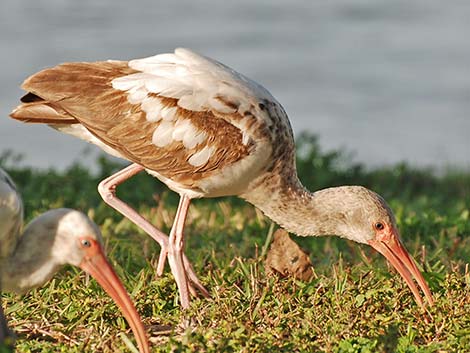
[1,223,62,294]
[242,173,352,238]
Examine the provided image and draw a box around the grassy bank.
[1,134,470,352]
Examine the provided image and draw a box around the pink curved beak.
[368,229,434,308]
[79,241,150,353]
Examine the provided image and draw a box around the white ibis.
[0,168,150,353]
[10,48,434,310]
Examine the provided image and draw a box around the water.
[1,0,469,170]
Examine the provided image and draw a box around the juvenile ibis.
[0,168,149,353]
[10,48,434,310]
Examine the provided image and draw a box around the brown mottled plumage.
[10,48,434,310]
[12,61,256,189]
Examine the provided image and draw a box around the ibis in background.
[0,168,150,353]
[10,48,434,310]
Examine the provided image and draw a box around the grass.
[1,133,470,352]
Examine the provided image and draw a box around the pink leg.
[98,163,210,298]
[167,195,192,309]
[98,163,168,275]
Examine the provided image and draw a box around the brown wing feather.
[13,61,252,186]
[10,98,78,125]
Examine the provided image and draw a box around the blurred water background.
[0,0,469,171]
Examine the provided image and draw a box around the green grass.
[1,133,470,352]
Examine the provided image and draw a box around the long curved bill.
[368,231,434,308]
[79,242,150,353]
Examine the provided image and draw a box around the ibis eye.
[81,239,92,248]
[374,222,385,231]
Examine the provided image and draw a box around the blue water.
[1,0,469,170]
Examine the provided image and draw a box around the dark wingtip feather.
[20,92,44,103]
